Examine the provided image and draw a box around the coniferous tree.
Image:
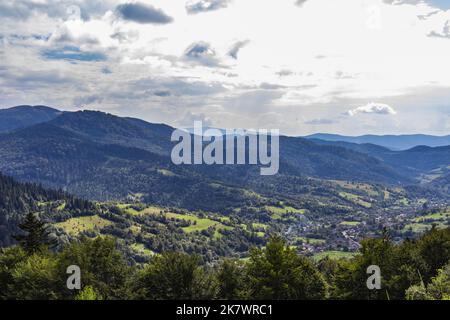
[13,212,55,255]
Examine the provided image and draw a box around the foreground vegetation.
[1,213,449,300]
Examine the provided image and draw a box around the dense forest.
[0,211,449,300]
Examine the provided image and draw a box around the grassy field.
[331,180,379,197]
[413,212,450,223]
[130,243,155,257]
[338,192,372,208]
[297,237,326,245]
[55,215,112,235]
[313,250,356,261]
[403,222,448,233]
[340,221,361,226]
[164,212,232,235]
[265,205,305,219]
[117,204,163,216]
[157,169,176,177]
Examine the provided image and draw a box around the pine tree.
[13,212,56,255]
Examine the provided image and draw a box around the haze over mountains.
[0,105,448,210]
[305,133,450,151]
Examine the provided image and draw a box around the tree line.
[0,212,449,300]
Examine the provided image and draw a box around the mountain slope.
[1,109,443,213]
[46,110,173,156]
[309,138,450,177]
[305,133,450,150]
[0,105,61,133]
[0,172,88,247]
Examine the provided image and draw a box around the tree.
[215,259,248,299]
[7,252,59,300]
[13,212,56,255]
[406,263,450,300]
[56,236,131,300]
[75,286,102,300]
[416,227,450,283]
[134,252,216,300]
[246,236,327,300]
[0,246,28,299]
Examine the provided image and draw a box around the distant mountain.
[305,133,450,150]
[0,105,61,133]
[309,138,450,176]
[47,110,174,155]
[0,110,419,210]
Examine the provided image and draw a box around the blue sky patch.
[42,46,106,62]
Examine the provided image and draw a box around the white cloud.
[346,103,397,116]
[0,0,450,135]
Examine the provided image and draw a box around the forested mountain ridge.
[305,133,450,150]
[309,138,450,178]
[0,106,447,217]
[0,108,424,204]
[0,105,61,133]
[0,172,91,247]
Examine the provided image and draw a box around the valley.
[0,106,449,264]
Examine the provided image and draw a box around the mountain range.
[305,133,450,151]
[0,106,448,212]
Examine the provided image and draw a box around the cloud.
[153,90,171,97]
[346,103,397,116]
[428,21,450,39]
[304,118,338,125]
[184,41,220,66]
[0,0,112,21]
[186,0,232,15]
[384,0,450,10]
[295,0,308,7]
[276,69,294,77]
[73,94,104,106]
[228,40,250,59]
[131,76,227,97]
[116,2,173,24]
[178,111,213,127]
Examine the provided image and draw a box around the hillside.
[309,138,450,177]
[0,172,90,247]
[0,108,422,211]
[0,105,61,133]
[305,133,450,150]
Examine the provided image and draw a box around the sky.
[0,0,450,136]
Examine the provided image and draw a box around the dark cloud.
[101,67,113,74]
[186,0,231,15]
[295,0,308,7]
[184,41,220,66]
[153,90,171,97]
[110,30,140,43]
[228,40,250,59]
[116,2,173,24]
[276,69,294,77]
